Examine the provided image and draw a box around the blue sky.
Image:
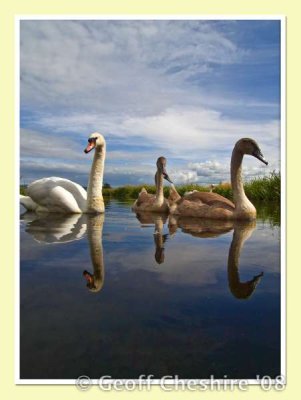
[20,19,281,187]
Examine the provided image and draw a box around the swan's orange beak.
[84,140,95,153]
[84,143,94,153]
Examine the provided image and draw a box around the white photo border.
[15,14,286,386]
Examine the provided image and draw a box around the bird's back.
[180,191,234,208]
[132,190,156,211]
[28,177,87,213]
[171,191,235,219]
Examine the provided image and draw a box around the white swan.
[20,132,106,214]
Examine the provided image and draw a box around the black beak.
[253,150,268,165]
[163,170,173,183]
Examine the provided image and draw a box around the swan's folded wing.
[28,177,87,213]
[182,191,235,209]
[135,191,154,206]
[52,178,87,210]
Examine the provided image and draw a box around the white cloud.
[187,159,275,184]
[20,20,281,185]
[19,20,252,116]
[20,107,280,185]
[20,128,87,160]
[34,106,280,156]
[169,170,199,184]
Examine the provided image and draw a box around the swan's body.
[20,132,106,214]
[169,138,268,220]
[132,157,172,213]
[22,177,87,213]
[169,189,236,219]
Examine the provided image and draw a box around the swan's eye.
[88,138,96,143]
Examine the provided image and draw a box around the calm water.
[20,200,281,379]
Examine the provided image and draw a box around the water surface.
[20,200,281,379]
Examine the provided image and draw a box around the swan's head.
[156,156,173,183]
[83,270,102,292]
[84,132,105,153]
[235,138,268,165]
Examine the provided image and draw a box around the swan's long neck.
[154,170,164,206]
[86,144,105,213]
[231,147,256,219]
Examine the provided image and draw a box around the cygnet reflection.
[228,220,264,299]
[168,215,234,238]
[135,212,168,264]
[168,215,264,299]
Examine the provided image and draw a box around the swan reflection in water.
[135,212,168,264]
[168,215,234,238]
[21,211,264,298]
[227,220,264,299]
[20,212,105,293]
[169,216,264,299]
[83,214,105,292]
[21,212,87,243]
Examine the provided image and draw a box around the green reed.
[20,185,27,196]
[20,172,280,205]
[103,172,280,203]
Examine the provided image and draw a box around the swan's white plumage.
[26,177,87,213]
[20,194,38,211]
[20,132,106,214]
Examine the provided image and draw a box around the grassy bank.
[20,172,280,203]
[103,172,281,203]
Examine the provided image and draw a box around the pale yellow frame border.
[0,1,295,398]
